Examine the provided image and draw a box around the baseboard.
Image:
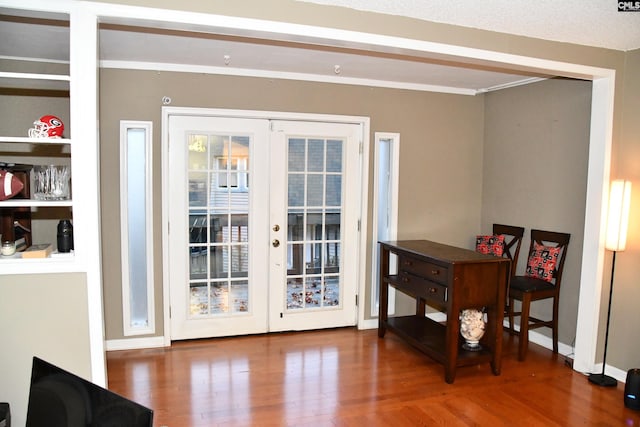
[106,336,167,351]
[506,321,574,358]
[359,318,378,329]
[587,363,629,383]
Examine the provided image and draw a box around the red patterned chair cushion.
[475,234,505,256]
[525,241,561,282]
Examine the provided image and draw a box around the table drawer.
[397,271,448,304]
[398,254,447,285]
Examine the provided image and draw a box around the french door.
[167,113,362,340]
[268,120,361,332]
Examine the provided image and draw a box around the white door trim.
[161,107,370,343]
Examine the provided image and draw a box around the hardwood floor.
[106,328,640,426]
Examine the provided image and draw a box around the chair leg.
[507,296,515,334]
[552,296,559,354]
[518,294,531,361]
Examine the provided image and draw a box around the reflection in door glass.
[187,133,250,316]
[286,137,343,310]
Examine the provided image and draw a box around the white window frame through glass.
[216,156,248,191]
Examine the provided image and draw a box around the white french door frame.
[161,107,370,345]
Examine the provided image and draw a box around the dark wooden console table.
[378,240,510,383]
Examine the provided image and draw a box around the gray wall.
[482,78,592,346]
[0,273,92,426]
[614,48,640,370]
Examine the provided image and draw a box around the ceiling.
[1,2,639,94]
[298,0,640,52]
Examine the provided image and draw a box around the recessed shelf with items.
[0,159,74,269]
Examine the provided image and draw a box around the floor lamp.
[589,179,632,387]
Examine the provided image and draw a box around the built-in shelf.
[0,252,80,276]
[0,136,71,144]
[0,138,72,156]
[0,71,70,81]
[0,199,72,208]
[0,72,70,91]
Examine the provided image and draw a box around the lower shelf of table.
[383,315,494,367]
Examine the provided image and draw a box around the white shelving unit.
[0,12,74,272]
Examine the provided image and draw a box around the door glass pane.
[209,246,227,279]
[307,174,323,206]
[230,281,249,313]
[187,132,251,316]
[288,138,306,172]
[288,211,303,241]
[287,243,304,275]
[287,277,304,309]
[210,212,228,243]
[307,139,324,172]
[324,277,340,306]
[305,242,322,274]
[188,134,208,170]
[286,136,344,311]
[325,242,340,273]
[190,284,208,315]
[306,210,323,240]
[189,172,207,207]
[190,246,207,280]
[189,213,207,244]
[326,140,342,172]
[210,282,228,314]
[326,175,341,206]
[288,174,304,206]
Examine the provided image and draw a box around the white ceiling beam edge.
[84,0,614,82]
[99,60,478,96]
[479,77,550,93]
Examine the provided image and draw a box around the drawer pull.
[403,260,413,266]
[401,276,410,283]
[431,269,440,276]
[429,287,438,294]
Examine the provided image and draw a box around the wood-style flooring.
[106,328,640,426]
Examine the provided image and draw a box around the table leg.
[378,245,389,338]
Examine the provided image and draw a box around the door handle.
[272,239,280,247]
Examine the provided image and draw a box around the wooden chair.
[476,224,525,319]
[492,223,525,280]
[506,229,570,361]
[492,224,525,317]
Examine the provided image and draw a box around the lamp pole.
[588,250,618,386]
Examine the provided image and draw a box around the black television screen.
[26,356,153,427]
